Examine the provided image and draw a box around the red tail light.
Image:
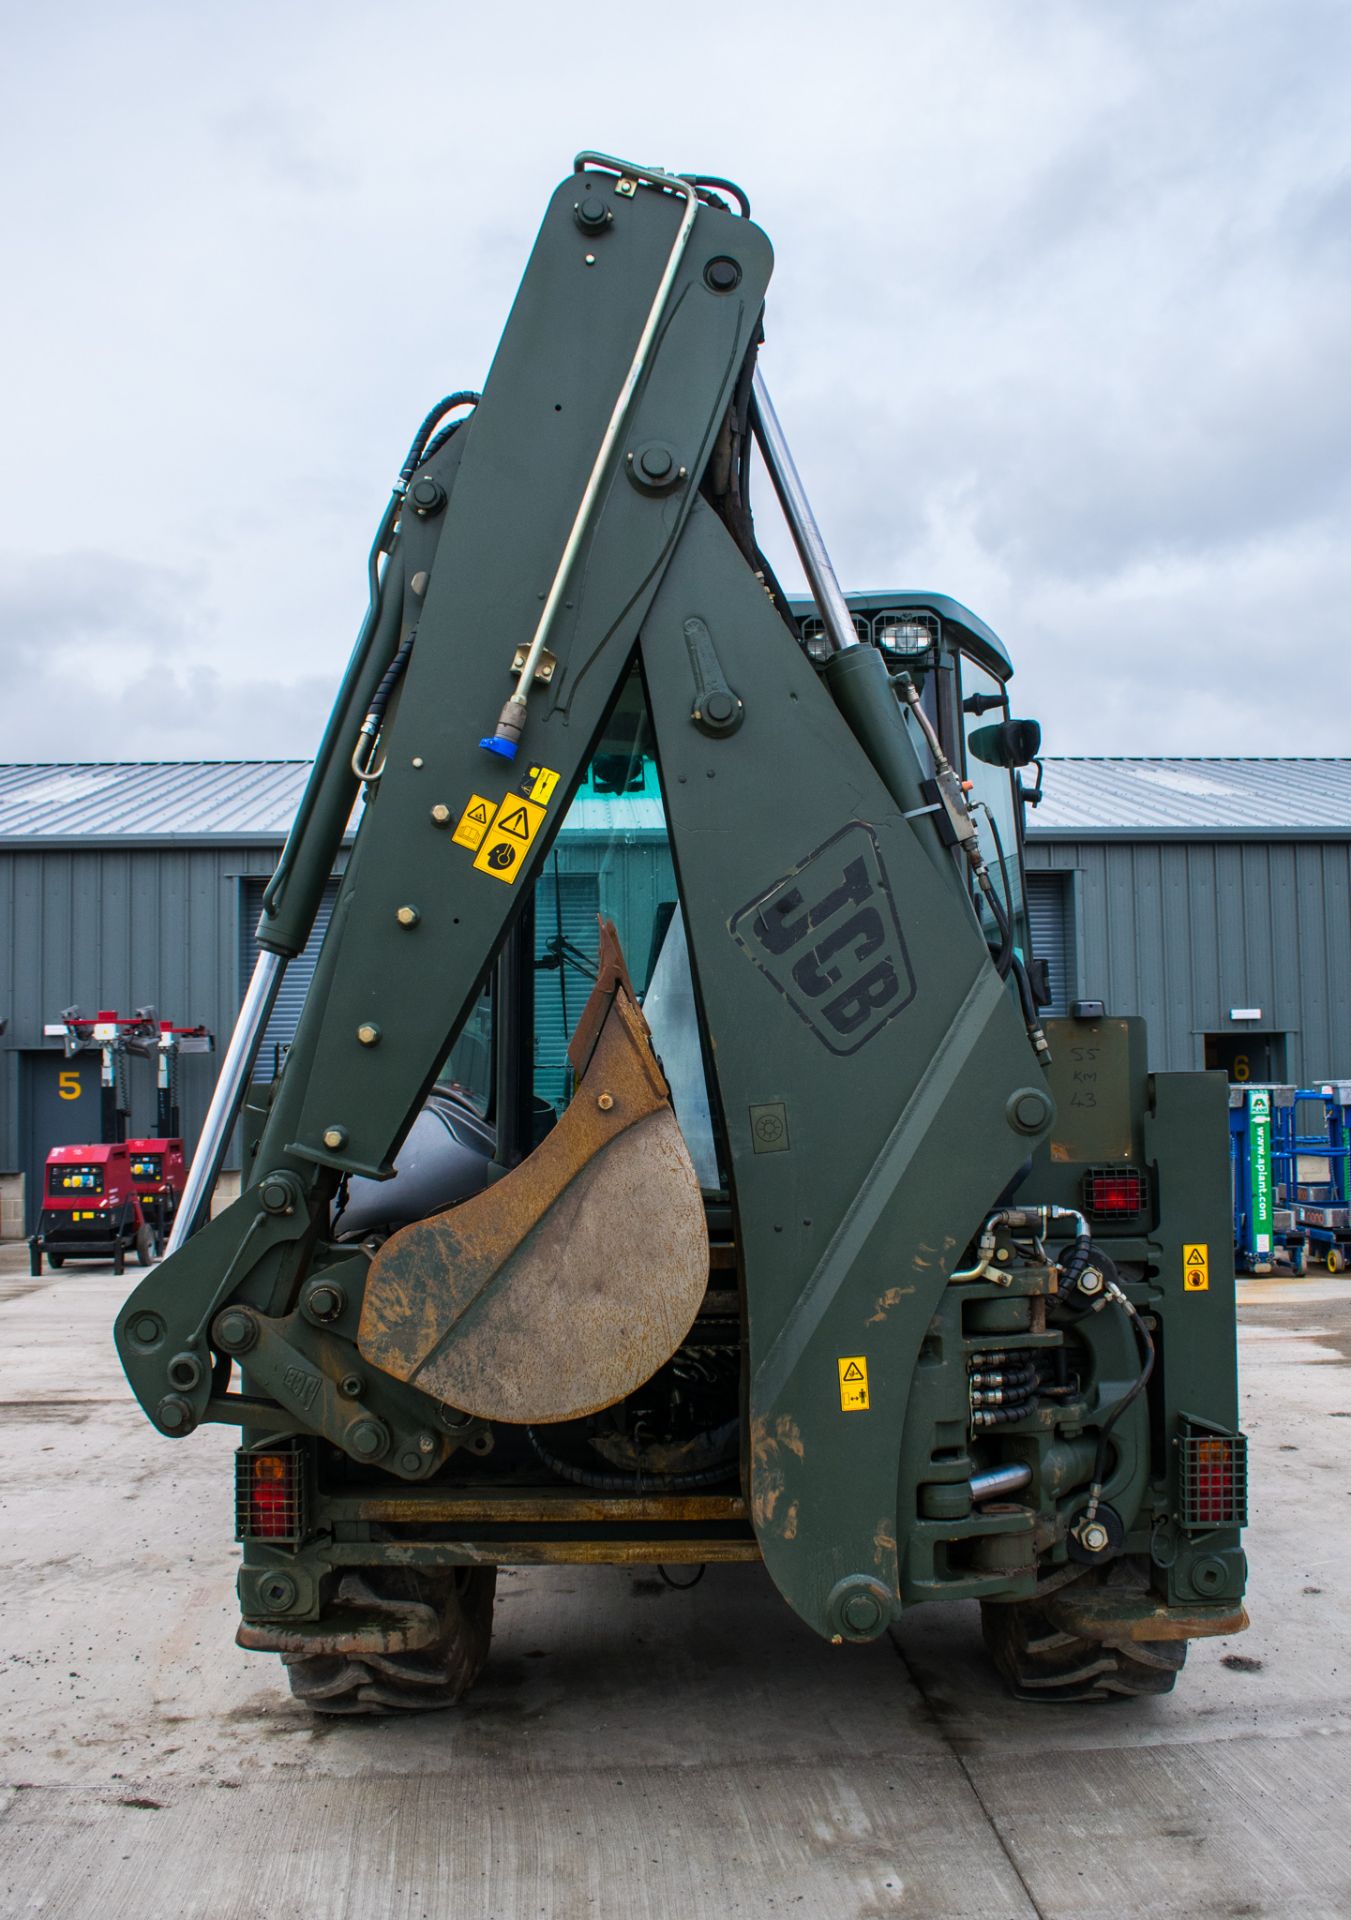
[1083,1166,1147,1217]
[1180,1421,1248,1530]
[235,1446,308,1544]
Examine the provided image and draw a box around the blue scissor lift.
[1281,1082,1351,1275]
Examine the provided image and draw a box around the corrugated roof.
[0,757,1348,843]
[0,761,312,842]
[0,761,668,844]
[1027,759,1351,836]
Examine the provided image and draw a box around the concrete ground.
[0,1246,1347,1920]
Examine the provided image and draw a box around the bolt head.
[348,1418,389,1461]
[1080,1521,1110,1554]
[259,1573,298,1612]
[574,195,610,232]
[1008,1087,1053,1135]
[597,1092,615,1112]
[259,1178,293,1214]
[639,445,673,481]
[157,1395,193,1433]
[409,476,446,515]
[396,905,420,927]
[430,805,452,827]
[841,1590,883,1635]
[213,1307,257,1354]
[704,256,742,292]
[322,1127,347,1151]
[307,1284,344,1323]
[356,1024,381,1047]
[130,1313,163,1347]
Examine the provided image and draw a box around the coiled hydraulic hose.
[525,1423,739,1493]
[398,391,480,485]
[350,631,416,780]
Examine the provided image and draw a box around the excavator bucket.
[358,924,708,1423]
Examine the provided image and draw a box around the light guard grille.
[1082,1165,1149,1219]
[235,1439,311,1546]
[1178,1417,1248,1531]
[874,608,940,657]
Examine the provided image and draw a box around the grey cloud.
[2,0,1348,764]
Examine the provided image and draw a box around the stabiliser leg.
[641,500,1053,1643]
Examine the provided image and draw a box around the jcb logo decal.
[730,823,915,1055]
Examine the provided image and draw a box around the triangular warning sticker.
[498,806,531,838]
[1185,1248,1206,1265]
[842,1361,865,1382]
[467,802,489,823]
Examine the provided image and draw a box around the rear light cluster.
[1179,1419,1248,1530]
[235,1442,310,1545]
[1082,1165,1149,1219]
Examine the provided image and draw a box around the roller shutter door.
[1026,872,1072,1016]
[239,877,340,1080]
[242,869,602,1101]
[533,870,601,1111]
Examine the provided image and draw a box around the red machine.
[29,1142,154,1276]
[125,1137,188,1250]
[30,1008,214,1276]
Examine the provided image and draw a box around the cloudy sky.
[3,1,1347,764]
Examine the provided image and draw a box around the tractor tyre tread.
[981,1562,1187,1703]
[283,1567,496,1716]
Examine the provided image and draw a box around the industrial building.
[2,755,1348,1234]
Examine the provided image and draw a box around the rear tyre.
[135,1224,154,1267]
[283,1567,497,1715]
[981,1563,1187,1702]
[47,1253,64,1271]
[1327,1249,1346,1275]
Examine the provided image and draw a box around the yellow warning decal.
[1183,1243,1210,1292]
[528,764,560,806]
[452,795,496,852]
[838,1355,870,1412]
[473,794,547,884]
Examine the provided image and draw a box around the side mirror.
[591,753,646,795]
[968,718,1042,769]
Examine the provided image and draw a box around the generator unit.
[31,1143,153,1275]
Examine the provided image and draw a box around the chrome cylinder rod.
[970,1463,1033,1505]
[165,950,285,1255]
[750,366,859,657]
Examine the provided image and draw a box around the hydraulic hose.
[398,391,480,485]
[1080,1278,1156,1525]
[525,1423,739,1493]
